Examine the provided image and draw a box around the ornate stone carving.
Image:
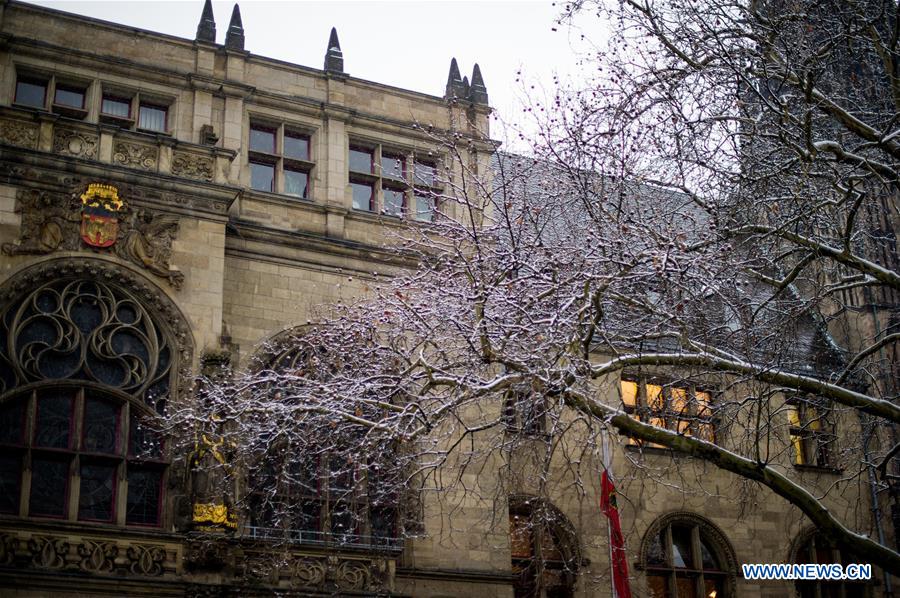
[28,536,69,569]
[115,209,185,289]
[126,544,166,576]
[334,559,371,590]
[291,557,326,587]
[113,141,158,170]
[0,118,39,149]
[77,540,118,574]
[1,188,81,255]
[199,124,219,145]
[172,151,214,181]
[1,186,184,289]
[0,533,17,565]
[53,127,99,159]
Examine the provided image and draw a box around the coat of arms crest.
[80,183,124,248]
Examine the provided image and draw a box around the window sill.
[51,104,88,120]
[793,463,842,475]
[99,113,134,128]
[136,127,171,137]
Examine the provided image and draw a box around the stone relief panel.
[0,118,39,149]
[237,550,394,593]
[53,127,99,160]
[113,141,158,171]
[1,186,185,289]
[172,151,214,182]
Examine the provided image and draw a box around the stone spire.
[195,0,216,43]
[224,4,245,50]
[324,27,344,73]
[444,57,466,99]
[469,63,489,104]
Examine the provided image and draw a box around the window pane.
[647,528,666,565]
[126,467,162,525]
[383,188,405,216]
[371,505,396,540]
[284,169,308,198]
[671,387,688,416]
[34,392,72,449]
[78,462,116,521]
[129,415,163,459]
[138,104,167,131]
[647,574,671,598]
[330,501,355,538]
[381,154,405,179]
[15,79,46,108]
[284,133,309,160]
[351,182,373,211]
[349,148,373,173]
[647,384,664,411]
[54,86,85,108]
[102,95,131,117]
[509,513,533,558]
[29,457,69,517]
[82,396,119,454]
[675,575,698,598]
[0,454,20,514]
[671,525,694,568]
[250,162,275,192]
[414,193,435,222]
[250,127,276,153]
[294,498,320,533]
[621,380,638,408]
[699,536,721,570]
[704,577,724,598]
[0,398,25,445]
[414,161,436,186]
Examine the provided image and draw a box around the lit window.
[786,397,834,468]
[138,103,167,132]
[14,77,47,108]
[53,84,85,109]
[620,378,716,446]
[644,516,733,598]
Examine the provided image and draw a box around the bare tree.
[175,0,900,582]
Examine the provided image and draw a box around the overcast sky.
[28,0,604,148]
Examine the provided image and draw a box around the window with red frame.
[0,387,165,525]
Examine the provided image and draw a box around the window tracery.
[0,265,187,528]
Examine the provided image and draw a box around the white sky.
[26,0,605,149]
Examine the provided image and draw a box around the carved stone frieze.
[0,533,17,566]
[291,557,326,586]
[77,539,118,574]
[239,550,394,593]
[1,186,184,289]
[113,141,158,171]
[28,536,69,569]
[126,543,166,576]
[172,151,214,182]
[53,127,99,160]
[0,118,39,149]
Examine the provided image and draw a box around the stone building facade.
[0,1,887,597]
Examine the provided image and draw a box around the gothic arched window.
[509,496,580,598]
[792,530,867,598]
[641,513,737,598]
[0,272,184,527]
[243,332,402,548]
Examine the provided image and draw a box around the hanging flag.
[600,468,632,598]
